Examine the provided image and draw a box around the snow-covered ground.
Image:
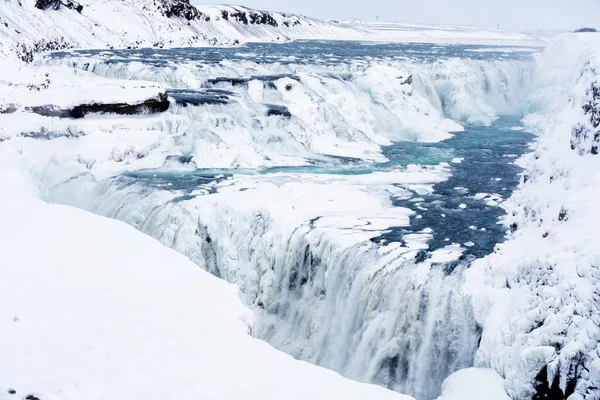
[0,156,413,400]
[0,0,543,62]
[334,19,548,45]
[465,33,600,400]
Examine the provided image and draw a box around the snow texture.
[0,155,413,400]
[0,0,542,61]
[1,0,598,399]
[437,368,510,400]
[465,33,600,400]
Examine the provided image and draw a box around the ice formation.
[1,0,599,399]
[465,34,600,400]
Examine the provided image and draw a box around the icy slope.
[0,0,542,61]
[0,154,413,400]
[465,33,600,400]
[0,0,358,60]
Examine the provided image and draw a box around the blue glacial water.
[376,116,532,259]
[50,40,541,65]
[122,115,532,260]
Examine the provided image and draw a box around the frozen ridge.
[464,33,600,400]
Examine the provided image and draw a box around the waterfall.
[42,46,536,400]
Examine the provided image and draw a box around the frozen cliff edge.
[463,33,600,400]
[0,154,414,400]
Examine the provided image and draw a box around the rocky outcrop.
[25,92,170,118]
[157,0,207,21]
[35,0,83,13]
[571,81,600,154]
[17,38,73,63]
[265,104,291,117]
[220,8,279,27]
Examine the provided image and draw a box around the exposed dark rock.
[25,395,41,400]
[178,155,193,164]
[17,38,72,63]
[510,222,518,233]
[414,249,428,263]
[26,93,170,119]
[204,77,249,87]
[265,104,291,118]
[220,8,278,27]
[558,208,568,221]
[7,389,16,395]
[35,0,82,13]
[399,75,413,85]
[288,244,320,291]
[533,365,578,400]
[571,82,600,155]
[0,104,19,114]
[203,74,299,89]
[574,27,598,33]
[72,93,169,117]
[157,0,208,21]
[282,20,301,27]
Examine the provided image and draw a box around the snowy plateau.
[0,1,599,400]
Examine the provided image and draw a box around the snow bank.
[0,150,413,400]
[0,60,166,109]
[464,33,600,400]
[437,368,509,400]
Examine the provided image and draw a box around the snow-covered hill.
[0,0,542,62]
[0,0,355,60]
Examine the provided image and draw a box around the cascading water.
[44,41,538,400]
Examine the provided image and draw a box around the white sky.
[194,0,600,31]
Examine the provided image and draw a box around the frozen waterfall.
[42,42,537,400]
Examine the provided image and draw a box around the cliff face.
[571,81,600,155]
[466,34,600,400]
